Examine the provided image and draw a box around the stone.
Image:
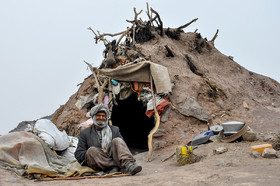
[213,147,228,154]
[243,101,249,110]
[153,140,167,150]
[276,151,280,158]
[251,151,261,158]
[153,129,166,138]
[262,135,274,142]
[176,98,183,104]
[209,135,219,143]
[178,97,208,122]
[160,106,171,123]
[242,127,257,141]
[262,148,278,159]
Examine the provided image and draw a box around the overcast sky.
[0,0,279,135]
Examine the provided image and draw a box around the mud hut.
[50,5,280,160]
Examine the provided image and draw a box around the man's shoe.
[125,162,142,175]
[107,166,120,174]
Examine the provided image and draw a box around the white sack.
[34,119,70,151]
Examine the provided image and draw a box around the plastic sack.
[34,119,71,151]
[61,136,78,161]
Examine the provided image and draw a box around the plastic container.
[191,130,214,146]
[251,144,273,153]
[210,125,223,135]
[222,121,245,135]
[176,146,194,166]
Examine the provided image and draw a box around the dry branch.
[88,27,108,45]
[151,8,163,36]
[210,29,219,43]
[84,60,100,87]
[88,27,129,47]
[126,8,144,46]
[116,30,129,47]
[146,2,153,27]
[84,61,108,104]
[177,18,198,31]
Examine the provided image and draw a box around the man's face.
[95,112,106,122]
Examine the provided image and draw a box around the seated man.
[75,104,142,175]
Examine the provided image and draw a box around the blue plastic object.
[191,130,214,146]
[111,79,118,85]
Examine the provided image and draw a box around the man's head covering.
[89,104,110,128]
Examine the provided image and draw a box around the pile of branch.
[87,3,201,61]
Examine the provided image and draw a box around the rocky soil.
[1,135,280,186]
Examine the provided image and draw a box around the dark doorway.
[111,93,154,153]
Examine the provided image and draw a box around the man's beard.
[96,119,107,128]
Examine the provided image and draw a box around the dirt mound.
[48,6,280,154]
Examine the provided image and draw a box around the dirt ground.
[1,137,279,186]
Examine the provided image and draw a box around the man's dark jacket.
[74,125,123,165]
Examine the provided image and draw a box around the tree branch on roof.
[146,2,154,27]
[210,29,219,43]
[151,8,163,36]
[177,18,198,31]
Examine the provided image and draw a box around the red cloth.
[145,99,170,118]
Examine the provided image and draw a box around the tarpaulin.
[0,131,96,178]
[98,61,172,94]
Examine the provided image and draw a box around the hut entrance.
[111,92,154,154]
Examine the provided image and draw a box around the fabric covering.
[146,99,171,118]
[0,131,96,178]
[32,119,71,151]
[98,61,172,94]
[75,93,96,110]
[100,125,113,151]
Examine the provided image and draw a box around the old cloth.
[89,104,110,128]
[74,125,135,170]
[97,61,172,94]
[0,131,95,178]
[86,137,135,171]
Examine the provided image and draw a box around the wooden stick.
[210,29,219,42]
[84,60,100,88]
[97,77,108,104]
[147,76,161,162]
[146,2,153,26]
[132,22,136,46]
[88,27,128,46]
[37,173,129,181]
[88,27,108,45]
[108,78,113,126]
[177,18,198,31]
[84,61,108,104]
[161,152,175,162]
[151,8,163,36]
